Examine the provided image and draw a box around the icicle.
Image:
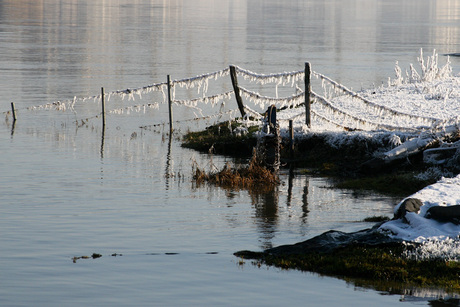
[172,84,176,101]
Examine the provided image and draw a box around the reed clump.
[193,151,279,192]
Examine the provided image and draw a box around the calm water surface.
[1,1,460,306]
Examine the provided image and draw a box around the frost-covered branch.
[173,91,233,108]
[314,71,439,125]
[108,103,160,115]
[171,68,230,98]
[243,105,264,119]
[239,87,304,109]
[109,82,168,102]
[139,108,239,130]
[234,66,304,87]
[312,92,419,132]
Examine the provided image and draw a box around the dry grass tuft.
[193,150,279,192]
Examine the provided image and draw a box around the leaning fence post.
[101,87,106,128]
[10,102,17,121]
[229,65,246,117]
[305,62,311,128]
[167,75,173,132]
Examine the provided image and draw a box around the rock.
[262,224,402,256]
[382,137,437,161]
[423,147,458,165]
[393,198,460,225]
[425,205,460,224]
[394,198,423,220]
[359,137,438,173]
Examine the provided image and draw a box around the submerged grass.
[235,244,460,291]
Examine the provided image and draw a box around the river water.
[1,1,460,306]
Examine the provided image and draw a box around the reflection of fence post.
[229,65,246,117]
[305,62,311,128]
[167,75,173,132]
[101,87,106,128]
[10,102,17,121]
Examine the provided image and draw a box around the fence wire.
[4,64,458,134]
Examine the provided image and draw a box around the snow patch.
[379,175,460,248]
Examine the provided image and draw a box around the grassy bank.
[235,243,460,291]
[182,121,438,197]
[182,121,258,156]
[185,121,460,292]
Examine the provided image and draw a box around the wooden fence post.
[267,105,276,134]
[305,62,311,128]
[11,102,17,121]
[101,87,106,128]
[229,65,246,117]
[167,75,173,132]
[261,106,280,172]
[289,119,294,158]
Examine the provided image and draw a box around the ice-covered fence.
[5,67,239,131]
[231,64,414,131]
[5,61,457,134]
[232,64,312,127]
[227,65,456,133]
[311,71,439,131]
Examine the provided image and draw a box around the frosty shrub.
[403,238,460,261]
[414,167,454,181]
[392,49,453,86]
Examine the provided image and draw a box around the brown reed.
[193,150,279,192]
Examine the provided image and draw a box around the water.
[1,1,460,306]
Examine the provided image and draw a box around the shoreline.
[183,120,460,291]
[182,121,456,196]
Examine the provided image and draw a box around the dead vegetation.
[193,150,279,192]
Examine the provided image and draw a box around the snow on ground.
[277,50,460,134]
[378,175,460,260]
[276,51,460,258]
[379,175,460,242]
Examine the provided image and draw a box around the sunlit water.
[1,1,460,306]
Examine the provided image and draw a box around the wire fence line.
[4,63,452,133]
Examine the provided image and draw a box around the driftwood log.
[360,126,460,173]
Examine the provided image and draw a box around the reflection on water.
[3,0,460,305]
[2,118,457,305]
[10,119,16,137]
[348,278,460,305]
[2,0,460,108]
[100,125,105,159]
[165,133,173,189]
[249,186,279,250]
[249,171,311,249]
